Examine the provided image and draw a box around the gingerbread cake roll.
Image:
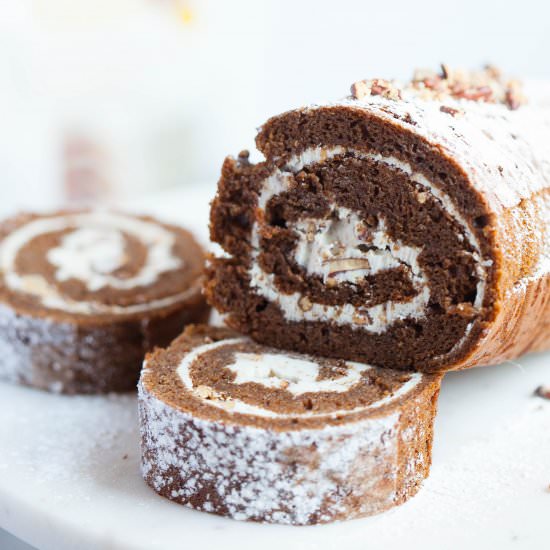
[0,210,209,393]
[139,325,441,525]
[207,66,550,372]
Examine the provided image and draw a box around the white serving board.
[0,186,549,550]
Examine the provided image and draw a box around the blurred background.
[0,0,548,216]
[0,2,549,548]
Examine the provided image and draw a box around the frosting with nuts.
[293,209,422,285]
[248,146,488,333]
[176,337,422,419]
[350,65,526,110]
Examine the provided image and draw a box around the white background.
[0,0,548,214]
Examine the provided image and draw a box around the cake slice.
[138,324,441,525]
[0,210,209,393]
[206,66,550,372]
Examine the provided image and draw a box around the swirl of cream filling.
[248,146,491,334]
[0,211,195,315]
[176,338,422,418]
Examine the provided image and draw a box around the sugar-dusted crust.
[139,325,441,525]
[0,210,210,393]
[206,68,550,372]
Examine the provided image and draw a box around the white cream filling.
[228,351,367,395]
[249,264,431,330]
[247,146,490,334]
[48,227,128,289]
[0,211,192,315]
[176,338,422,418]
[293,209,423,285]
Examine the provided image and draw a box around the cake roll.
[207,66,550,372]
[139,325,441,525]
[0,210,209,393]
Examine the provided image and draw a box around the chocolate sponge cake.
[139,325,441,525]
[206,66,550,373]
[0,210,209,393]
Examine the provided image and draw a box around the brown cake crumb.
[238,150,251,164]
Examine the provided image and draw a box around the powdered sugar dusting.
[0,302,84,392]
[138,380,411,524]
[140,335,434,525]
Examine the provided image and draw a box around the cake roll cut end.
[207,129,494,371]
[208,66,550,372]
[139,325,441,525]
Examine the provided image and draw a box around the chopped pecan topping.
[534,385,550,400]
[504,80,525,110]
[305,222,316,243]
[440,63,451,79]
[356,222,374,242]
[351,64,526,110]
[440,105,464,117]
[195,384,233,405]
[484,64,502,79]
[325,277,338,288]
[237,150,251,166]
[351,78,402,101]
[411,64,526,109]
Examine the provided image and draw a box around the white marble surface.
[0,529,35,549]
[0,186,549,550]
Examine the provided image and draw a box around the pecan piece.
[447,302,477,319]
[298,296,313,312]
[351,79,402,101]
[534,385,550,400]
[440,105,463,117]
[195,385,215,399]
[324,258,371,278]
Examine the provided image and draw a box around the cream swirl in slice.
[176,338,422,419]
[248,146,490,334]
[0,211,196,315]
